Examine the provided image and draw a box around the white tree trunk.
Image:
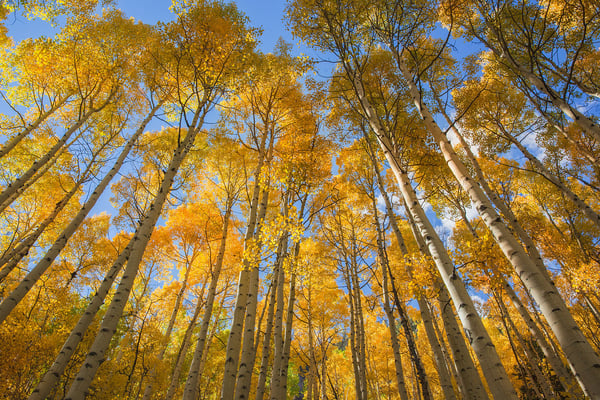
[350,73,516,398]
[182,204,233,399]
[64,109,205,400]
[28,240,134,400]
[0,94,71,159]
[393,52,600,398]
[0,106,158,323]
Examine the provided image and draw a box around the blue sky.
[5,0,297,54]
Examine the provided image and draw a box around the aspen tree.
[60,1,256,396]
[287,1,517,393]
[0,104,160,324]
[370,3,600,394]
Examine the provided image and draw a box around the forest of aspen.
[1,0,600,399]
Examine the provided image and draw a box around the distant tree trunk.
[379,248,409,400]
[278,269,296,398]
[140,253,194,399]
[164,290,203,400]
[494,292,557,399]
[231,186,270,400]
[254,260,279,400]
[369,194,432,400]
[221,132,269,400]
[268,236,289,400]
[502,279,577,396]
[436,283,490,400]
[181,201,233,400]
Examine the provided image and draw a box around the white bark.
[350,71,516,398]
[0,107,158,323]
[393,51,600,398]
[64,108,205,400]
[221,134,269,400]
[0,92,115,214]
[182,204,232,400]
[28,240,134,400]
[0,94,71,159]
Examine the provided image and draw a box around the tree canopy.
[1,0,600,399]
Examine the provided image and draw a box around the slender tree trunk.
[221,135,269,400]
[182,202,233,400]
[0,132,75,214]
[269,236,288,400]
[502,279,577,395]
[0,95,115,214]
[370,195,432,400]
[436,283,490,400]
[420,296,457,400]
[164,290,204,400]
[369,159,453,400]
[391,50,600,398]
[64,107,205,400]
[255,258,280,400]
[506,132,600,230]
[346,62,515,396]
[0,106,159,322]
[28,240,135,400]
[277,269,296,399]
[478,22,600,143]
[429,299,464,397]
[379,250,409,400]
[0,94,72,159]
[140,256,194,399]
[495,292,557,400]
[232,187,270,400]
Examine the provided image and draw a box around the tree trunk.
[436,283,490,400]
[181,202,233,399]
[380,248,409,400]
[0,106,159,322]
[392,50,600,398]
[28,240,135,400]
[369,156,453,400]
[232,187,270,400]
[506,132,600,230]
[345,59,516,396]
[268,236,288,400]
[140,252,194,399]
[278,268,297,399]
[0,94,72,159]
[254,258,280,400]
[164,290,204,400]
[495,292,557,399]
[64,107,205,400]
[221,133,269,400]
[502,279,578,396]
[0,93,115,214]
